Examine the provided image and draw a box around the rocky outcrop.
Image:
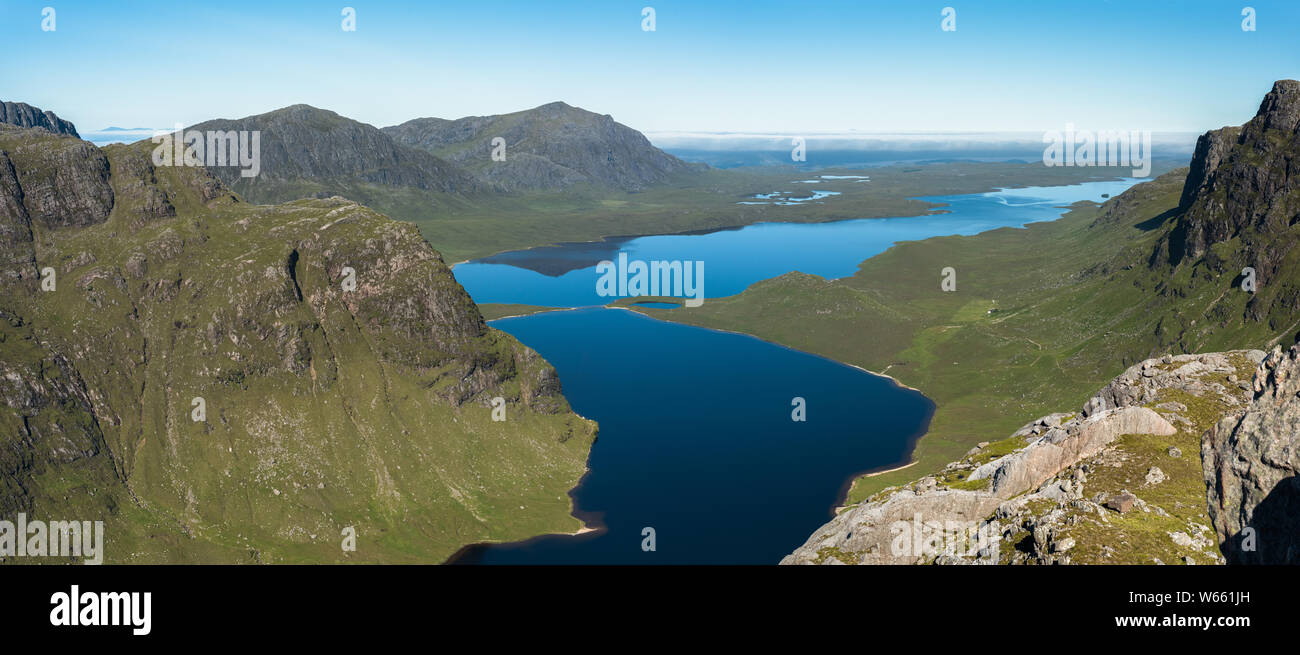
[1203,345,1300,564]
[782,351,1262,565]
[0,126,115,290]
[970,407,1175,497]
[0,128,114,230]
[0,101,79,137]
[1084,353,1254,416]
[384,101,695,191]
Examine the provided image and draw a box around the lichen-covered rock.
[1083,351,1263,417]
[971,406,1174,497]
[780,489,1003,565]
[783,349,1259,565]
[1203,345,1300,564]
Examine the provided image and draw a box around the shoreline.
[863,460,918,478]
[442,457,605,564]
[443,171,1137,266]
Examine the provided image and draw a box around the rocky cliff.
[1203,345,1300,564]
[0,113,595,563]
[384,101,695,191]
[0,101,80,137]
[1155,80,1300,327]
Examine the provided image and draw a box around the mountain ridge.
[184,104,480,203]
[383,101,696,191]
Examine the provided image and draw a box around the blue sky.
[1,0,1296,134]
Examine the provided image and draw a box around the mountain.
[0,100,79,137]
[383,101,695,191]
[183,104,480,204]
[0,112,595,563]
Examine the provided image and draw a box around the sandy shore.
[863,460,917,477]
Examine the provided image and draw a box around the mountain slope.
[1,117,595,563]
[184,104,480,204]
[383,101,695,191]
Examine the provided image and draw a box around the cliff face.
[1157,80,1300,324]
[1203,345,1300,564]
[0,113,595,563]
[0,101,80,137]
[384,101,695,191]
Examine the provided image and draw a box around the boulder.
[1105,493,1137,513]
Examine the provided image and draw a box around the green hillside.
[1,126,595,563]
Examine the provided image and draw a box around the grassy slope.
[636,168,1295,504]
[2,133,596,563]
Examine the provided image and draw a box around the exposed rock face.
[0,126,114,230]
[1084,353,1254,417]
[1203,345,1300,564]
[184,104,479,200]
[783,490,1004,565]
[1162,80,1300,277]
[384,101,695,191]
[782,351,1261,565]
[0,101,79,137]
[969,407,1175,497]
[0,126,116,290]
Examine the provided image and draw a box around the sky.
[1,0,1297,136]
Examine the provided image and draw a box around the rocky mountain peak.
[1166,80,1300,267]
[185,104,478,199]
[1253,79,1300,134]
[0,100,79,137]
